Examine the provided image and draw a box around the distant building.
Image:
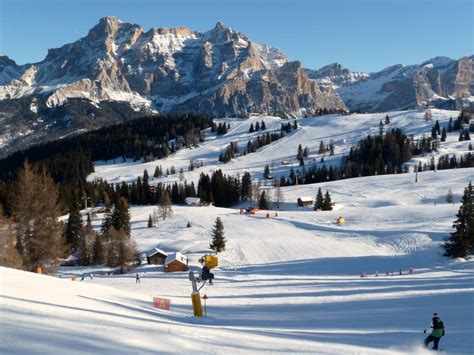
[147,248,168,265]
[164,252,188,272]
[461,107,474,121]
[185,197,201,206]
[297,196,313,207]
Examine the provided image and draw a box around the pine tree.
[441,127,447,142]
[314,188,324,210]
[11,161,64,270]
[297,144,303,160]
[148,214,153,228]
[101,207,113,235]
[241,172,252,201]
[249,123,255,133]
[154,165,162,178]
[78,216,96,265]
[323,191,333,211]
[255,121,261,131]
[210,217,226,252]
[444,182,474,258]
[319,140,325,154]
[65,203,83,253]
[112,197,131,236]
[91,234,105,265]
[263,164,270,179]
[259,191,269,210]
[446,188,454,204]
[385,114,390,125]
[261,120,266,130]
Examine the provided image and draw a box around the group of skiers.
[360,266,414,278]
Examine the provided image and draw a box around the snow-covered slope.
[2,109,474,354]
[2,167,474,354]
[89,109,467,186]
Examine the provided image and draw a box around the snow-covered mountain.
[331,56,473,112]
[305,63,369,88]
[0,17,345,116]
[0,17,348,156]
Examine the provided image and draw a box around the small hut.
[164,252,188,272]
[185,197,201,206]
[147,248,168,265]
[297,196,313,207]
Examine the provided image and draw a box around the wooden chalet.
[147,248,168,265]
[164,252,188,272]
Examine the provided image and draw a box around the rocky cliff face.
[0,17,345,116]
[333,56,473,112]
[305,63,369,88]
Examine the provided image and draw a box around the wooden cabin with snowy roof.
[297,196,313,207]
[164,252,188,272]
[146,248,168,265]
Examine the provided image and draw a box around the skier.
[135,273,140,284]
[399,269,402,276]
[423,313,445,351]
[409,266,414,274]
[375,271,379,277]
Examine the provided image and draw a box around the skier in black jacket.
[423,313,445,351]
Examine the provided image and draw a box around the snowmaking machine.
[188,254,219,317]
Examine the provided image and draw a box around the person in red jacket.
[423,313,445,351]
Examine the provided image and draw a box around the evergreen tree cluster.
[219,142,238,163]
[436,153,474,170]
[212,122,230,135]
[245,131,285,154]
[280,129,440,187]
[0,115,212,213]
[198,170,241,207]
[444,182,474,258]
[313,188,333,211]
[249,120,266,133]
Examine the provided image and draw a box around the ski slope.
[2,168,474,354]
[88,109,467,186]
[2,109,474,354]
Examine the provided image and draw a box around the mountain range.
[0,16,472,156]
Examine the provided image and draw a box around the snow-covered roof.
[185,197,201,205]
[165,252,188,265]
[298,196,313,202]
[147,247,168,257]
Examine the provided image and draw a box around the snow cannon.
[199,254,218,269]
[337,216,345,225]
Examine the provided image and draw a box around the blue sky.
[0,0,472,72]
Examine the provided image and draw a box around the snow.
[2,167,474,353]
[2,109,474,353]
[88,109,464,187]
